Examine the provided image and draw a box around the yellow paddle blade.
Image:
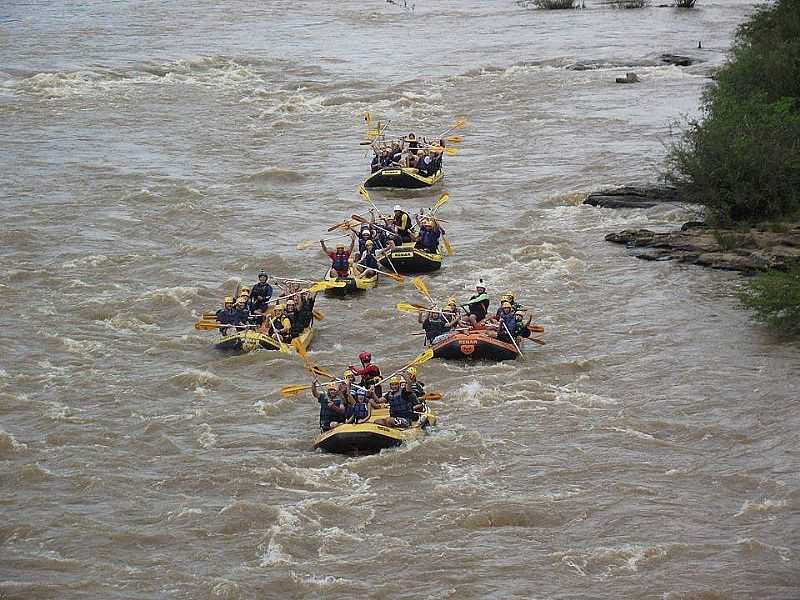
[367,129,380,139]
[410,348,435,367]
[383,271,404,283]
[357,185,371,203]
[419,392,443,402]
[194,320,222,331]
[309,364,336,379]
[432,192,450,212]
[280,383,312,397]
[446,135,463,144]
[363,111,371,127]
[291,337,307,359]
[412,276,430,299]
[443,235,453,257]
[454,117,466,129]
[312,309,324,321]
[529,324,544,333]
[297,240,316,250]
[396,303,423,314]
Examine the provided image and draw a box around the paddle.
[529,337,546,346]
[418,392,443,402]
[438,117,466,138]
[280,383,314,396]
[500,319,526,361]
[313,310,324,321]
[327,219,358,232]
[356,185,382,215]
[297,234,351,251]
[443,235,453,256]
[373,348,435,389]
[396,303,455,315]
[353,261,404,282]
[428,146,459,156]
[412,276,435,305]
[445,135,463,144]
[292,338,335,376]
[194,320,256,331]
[430,192,450,214]
[529,324,544,333]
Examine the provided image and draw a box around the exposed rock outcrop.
[606,224,800,272]
[583,185,680,209]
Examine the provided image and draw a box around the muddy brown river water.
[1,1,798,598]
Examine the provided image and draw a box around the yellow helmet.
[236,295,248,304]
[274,304,285,311]
[343,369,354,379]
[326,382,337,392]
[241,287,251,294]
[389,376,401,385]
[447,297,457,306]
[223,296,233,304]
[406,366,417,379]
[336,243,345,250]
[501,301,512,308]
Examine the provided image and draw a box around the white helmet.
[475,279,486,290]
[393,205,402,212]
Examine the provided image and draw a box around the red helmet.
[358,351,371,364]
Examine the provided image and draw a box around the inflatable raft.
[363,167,444,189]
[215,326,314,354]
[377,242,442,274]
[431,331,520,361]
[323,266,377,296]
[313,404,437,454]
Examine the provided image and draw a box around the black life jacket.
[332,252,349,273]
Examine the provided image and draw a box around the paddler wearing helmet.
[320,234,355,278]
[270,303,293,342]
[215,296,237,333]
[405,366,425,399]
[384,204,414,243]
[412,215,442,254]
[443,297,463,330]
[418,303,450,345]
[250,270,273,313]
[463,279,490,327]
[311,379,347,431]
[494,291,522,319]
[355,238,380,277]
[493,300,518,344]
[374,373,423,429]
[349,351,382,397]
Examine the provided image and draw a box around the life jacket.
[361,252,379,270]
[358,363,381,388]
[332,251,349,274]
[351,401,369,421]
[424,312,448,341]
[466,293,490,320]
[417,227,440,252]
[497,313,517,341]
[384,389,414,421]
[251,282,273,305]
[318,392,343,429]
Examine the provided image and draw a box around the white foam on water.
[42,400,82,422]
[167,507,204,521]
[0,428,28,454]
[736,537,792,562]
[609,426,657,441]
[554,543,670,578]
[734,498,787,517]
[196,423,217,449]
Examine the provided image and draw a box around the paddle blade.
[357,185,371,204]
[412,276,430,299]
[396,303,423,314]
[308,280,347,293]
[309,364,336,379]
[292,337,307,359]
[528,324,544,333]
[312,309,324,321]
[446,135,463,144]
[530,338,546,346]
[280,383,312,397]
[453,117,466,129]
[194,320,221,331]
[411,348,435,367]
[419,392,443,402]
[443,235,453,257]
[363,111,371,127]
[384,271,404,283]
[432,192,450,212]
[296,240,315,250]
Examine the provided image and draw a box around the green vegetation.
[666,0,800,225]
[665,0,800,334]
[738,267,800,335]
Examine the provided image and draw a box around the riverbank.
[586,186,800,272]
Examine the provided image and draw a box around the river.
[1,1,798,598]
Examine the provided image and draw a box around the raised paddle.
[297,234,351,250]
[396,303,455,315]
[307,280,347,294]
[431,192,450,214]
[374,348,435,388]
[356,185,382,215]
[442,235,453,256]
[280,383,314,396]
[445,135,463,144]
[194,320,256,331]
[418,392,443,402]
[529,324,544,333]
[412,276,435,305]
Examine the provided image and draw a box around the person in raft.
[312,380,347,431]
[320,234,355,278]
[372,373,423,429]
